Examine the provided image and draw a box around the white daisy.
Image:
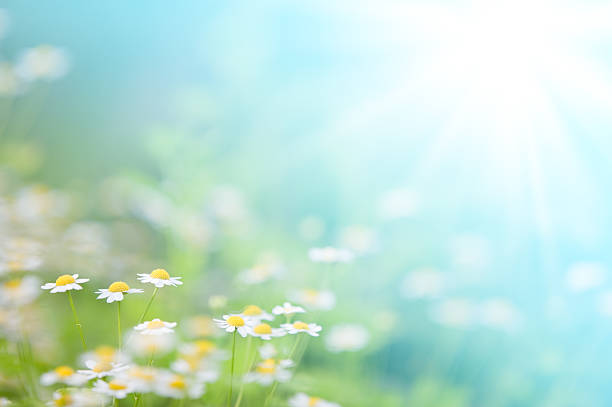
[40,366,87,386]
[247,323,286,340]
[92,378,134,399]
[69,389,109,406]
[124,366,159,393]
[47,391,72,407]
[126,331,175,357]
[258,343,277,359]
[154,372,205,399]
[272,302,305,316]
[134,318,177,335]
[0,276,40,306]
[243,358,294,386]
[289,289,336,311]
[77,359,129,380]
[79,345,130,366]
[288,393,341,407]
[213,314,248,337]
[95,281,143,303]
[308,247,354,264]
[41,274,89,293]
[239,305,274,323]
[281,321,322,337]
[136,268,182,288]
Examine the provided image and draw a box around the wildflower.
[126,332,175,357]
[171,355,221,379]
[79,345,130,365]
[308,247,353,263]
[0,276,40,306]
[258,343,277,359]
[67,389,108,406]
[183,315,216,338]
[213,315,248,337]
[15,45,70,82]
[40,366,87,386]
[47,391,71,407]
[243,358,293,386]
[288,393,341,407]
[134,318,177,335]
[92,378,134,399]
[0,254,43,274]
[272,302,305,316]
[95,281,143,303]
[154,371,205,399]
[325,324,370,353]
[41,274,89,293]
[136,268,182,288]
[124,366,158,393]
[247,323,286,340]
[281,321,322,337]
[289,289,335,311]
[77,360,129,380]
[240,305,274,323]
[177,340,227,362]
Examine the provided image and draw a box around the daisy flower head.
[247,323,286,340]
[40,365,87,386]
[154,371,205,399]
[289,393,341,407]
[134,318,177,335]
[0,276,40,306]
[41,274,89,293]
[272,302,305,316]
[80,345,130,366]
[281,321,322,337]
[95,281,143,303]
[240,305,274,323]
[243,358,294,386]
[213,314,248,337]
[47,390,72,407]
[183,315,216,338]
[93,378,134,399]
[137,268,182,288]
[77,359,129,380]
[126,331,175,357]
[124,366,159,393]
[308,247,354,264]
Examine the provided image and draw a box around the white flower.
[40,366,87,386]
[92,379,134,399]
[325,324,370,353]
[281,321,322,337]
[247,323,286,340]
[41,274,89,293]
[154,371,205,399]
[213,314,248,337]
[183,315,216,338]
[137,268,182,288]
[124,366,159,393]
[15,45,70,82]
[308,247,353,263]
[70,389,109,407]
[243,358,294,386]
[126,332,175,357]
[258,343,277,359]
[77,360,129,380]
[272,302,305,316]
[289,289,335,311]
[239,305,274,323]
[95,281,143,303]
[0,397,10,407]
[0,276,40,306]
[47,391,71,407]
[288,393,341,407]
[79,345,130,366]
[134,318,177,335]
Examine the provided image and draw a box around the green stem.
[133,353,154,407]
[67,291,86,350]
[137,287,159,324]
[227,330,237,407]
[117,301,122,350]
[234,336,255,407]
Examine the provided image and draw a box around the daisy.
[272,302,305,316]
[41,274,89,293]
[243,358,294,386]
[0,276,40,306]
[258,343,277,359]
[281,321,322,337]
[183,315,216,338]
[79,345,130,365]
[40,366,87,386]
[178,340,227,362]
[289,289,336,311]
[308,247,354,264]
[136,268,182,288]
[247,323,286,340]
[77,360,129,380]
[288,393,341,407]
[47,391,72,407]
[95,281,143,303]
[154,372,205,399]
[134,318,177,335]
[240,305,274,323]
[171,355,221,379]
[124,366,159,393]
[126,332,175,357]
[213,315,248,337]
[93,378,134,399]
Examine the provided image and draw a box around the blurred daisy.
[77,360,129,380]
[272,302,305,316]
[208,295,227,309]
[281,321,322,337]
[154,372,205,399]
[177,340,227,362]
[134,318,177,335]
[124,366,158,393]
[213,314,248,337]
[325,324,370,353]
[0,276,40,306]
[95,281,143,303]
[289,289,335,311]
[289,393,340,407]
[240,305,274,323]
[47,391,71,407]
[258,343,277,359]
[80,345,130,365]
[93,378,134,399]
[247,323,286,340]
[183,315,216,338]
[69,389,109,407]
[40,366,87,386]
[171,355,221,379]
[41,274,89,293]
[237,261,284,285]
[243,358,294,386]
[15,45,70,82]
[308,247,354,263]
[0,398,10,407]
[126,331,175,357]
[0,254,43,274]
[137,268,182,288]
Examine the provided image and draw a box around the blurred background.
[2,0,612,406]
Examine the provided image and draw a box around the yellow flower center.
[242,305,263,316]
[146,320,166,329]
[304,289,319,300]
[194,340,215,355]
[4,279,22,289]
[55,275,75,286]
[254,323,272,334]
[227,316,245,327]
[256,358,276,374]
[92,362,112,373]
[293,321,309,330]
[54,394,72,407]
[150,268,170,279]
[108,381,127,390]
[130,367,155,381]
[108,281,129,292]
[54,366,74,377]
[95,345,116,362]
[170,376,186,389]
[309,397,321,407]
